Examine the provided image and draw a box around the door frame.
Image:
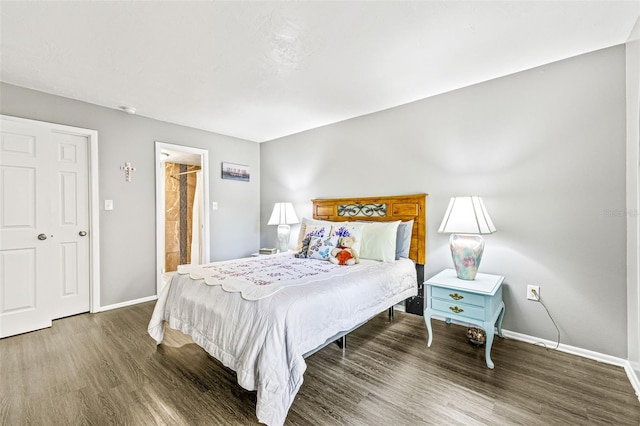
[154,141,210,296]
[0,114,101,313]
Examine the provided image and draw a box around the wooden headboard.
[311,194,427,265]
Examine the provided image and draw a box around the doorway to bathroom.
[155,142,210,295]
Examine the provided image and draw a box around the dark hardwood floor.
[1,301,639,425]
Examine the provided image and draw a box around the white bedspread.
[176,252,366,300]
[148,255,417,426]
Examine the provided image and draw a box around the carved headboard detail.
[311,194,427,265]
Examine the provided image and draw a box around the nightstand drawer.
[431,299,485,321]
[431,286,486,307]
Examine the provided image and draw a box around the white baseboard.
[502,329,640,401]
[429,315,640,400]
[99,295,158,312]
[501,329,626,366]
[624,361,640,400]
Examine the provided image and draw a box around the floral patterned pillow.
[294,236,312,258]
[329,222,364,253]
[307,235,339,260]
[295,218,332,252]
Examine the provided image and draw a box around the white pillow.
[360,221,401,262]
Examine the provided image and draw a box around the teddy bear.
[329,236,360,265]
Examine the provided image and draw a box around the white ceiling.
[1,1,639,143]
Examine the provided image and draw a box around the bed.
[148,194,427,425]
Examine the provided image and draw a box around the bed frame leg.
[333,308,393,351]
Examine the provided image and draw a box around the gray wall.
[260,46,628,358]
[0,83,261,307]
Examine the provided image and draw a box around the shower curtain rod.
[170,169,201,177]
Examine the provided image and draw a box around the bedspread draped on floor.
[148,256,417,426]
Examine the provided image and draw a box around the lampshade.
[438,196,495,280]
[267,202,299,225]
[438,196,496,235]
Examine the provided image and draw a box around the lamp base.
[276,224,291,253]
[450,234,485,280]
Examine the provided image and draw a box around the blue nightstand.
[424,269,505,369]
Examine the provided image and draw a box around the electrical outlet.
[527,285,540,301]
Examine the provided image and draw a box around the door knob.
[37,233,47,240]
[79,231,87,237]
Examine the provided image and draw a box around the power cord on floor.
[531,288,561,350]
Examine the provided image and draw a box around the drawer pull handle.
[449,306,464,314]
[449,293,464,300]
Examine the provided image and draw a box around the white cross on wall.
[120,162,136,182]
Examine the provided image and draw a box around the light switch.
[105,199,113,211]
[211,201,218,211]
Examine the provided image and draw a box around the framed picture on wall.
[221,162,250,182]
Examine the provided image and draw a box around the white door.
[0,119,90,338]
[48,130,90,320]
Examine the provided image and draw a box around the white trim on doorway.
[155,141,210,296]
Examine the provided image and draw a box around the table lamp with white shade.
[268,202,299,253]
[438,196,496,280]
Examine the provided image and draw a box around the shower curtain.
[190,171,204,265]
